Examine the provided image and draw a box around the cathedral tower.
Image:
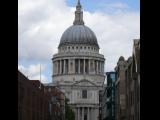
[52,1,105,120]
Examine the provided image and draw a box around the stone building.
[51,0,105,120]
[44,85,65,120]
[125,57,133,120]
[115,39,140,120]
[99,90,103,120]
[115,56,127,120]
[125,39,140,120]
[101,84,107,120]
[133,39,140,120]
[18,70,50,120]
[18,70,65,120]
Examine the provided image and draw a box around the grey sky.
[18,0,140,83]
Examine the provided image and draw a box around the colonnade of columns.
[76,107,96,120]
[53,59,104,75]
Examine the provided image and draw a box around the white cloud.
[82,11,140,71]
[31,74,49,83]
[107,2,129,9]
[97,2,131,14]
[18,0,73,61]
[18,64,50,83]
[18,0,140,74]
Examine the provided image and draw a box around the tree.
[65,98,75,120]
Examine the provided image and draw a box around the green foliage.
[65,98,75,120]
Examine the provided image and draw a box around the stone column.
[83,59,85,74]
[90,108,92,120]
[102,61,104,74]
[93,108,95,120]
[78,59,80,74]
[93,60,95,74]
[101,61,103,74]
[101,62,102,74]
[73,59,75,74]
[78,107,80,120]
[53,61,55,75]
[96,61,98,74]
[99,61,100,74]
[68,59,70,74]
[82,107,84,120]
[60,60,62,74]
[99,61,101,74]
[55,61,57,75]
[87,107,90,120]
[63,60,66,74]
[57,61,59,74]
[76,108,78,120]
[88,59,90,74]
[70,59,75,74]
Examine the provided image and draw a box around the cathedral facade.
[52,1,105,120]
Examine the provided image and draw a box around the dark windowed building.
[102,72,116,120]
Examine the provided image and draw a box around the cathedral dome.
[58,0,99,48]
[59,25,99,48]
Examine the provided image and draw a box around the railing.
[53,52,105,59]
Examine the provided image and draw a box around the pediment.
[71,79,97,87]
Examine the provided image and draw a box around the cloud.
[106,2,129,9]
[18,0,74,61]
[18,64,50,83]
[82,11,140,71]
[97,2,131,14]
[31,74,49,83]
[18,0,140,78]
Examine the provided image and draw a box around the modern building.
[106,72,116,120]
[102,72,116,120]
[51,0,105,120]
